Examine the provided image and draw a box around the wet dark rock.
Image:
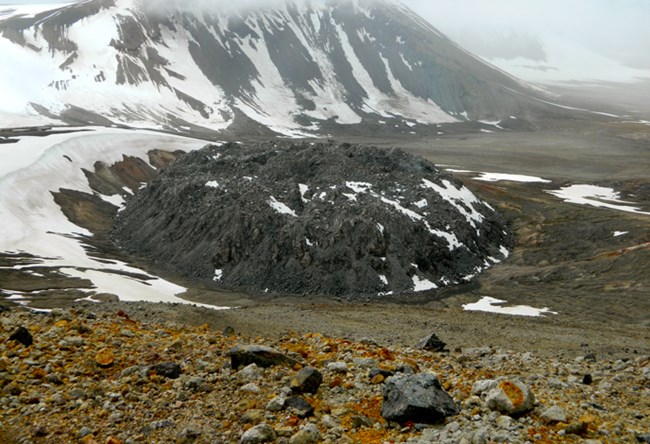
[417,332,447,352]
[381,373,458,424]
[290,367,323,394]
[285,396,314,418]
[229,344,301,369]
[8,326,33,347]
[149,362,182,379]
[112,141,512,298]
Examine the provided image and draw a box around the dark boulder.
[229,345,300,369]
[285,396,314,418]
[381,373,458,424]
[290,367,323,394]
[8,326,33,347]
[417,332,447,352]
[149,362,182,379]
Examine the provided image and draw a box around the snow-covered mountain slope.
[450,29,650,86]
[0,0,548,135]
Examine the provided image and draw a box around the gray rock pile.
[112,141,512,297]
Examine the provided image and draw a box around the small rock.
[238,363,263,381]
[485,379,535,416]
[369,367,395,379]
[496,415,513,429]
[636,433,650,443]
[78,427,93,438]
[582,374,593,385]
[417,332,447,352]
[370,374,385,385]
[381,373,458,424]
[240,423,276,444]
[326,362,348,373]
[240,383,261,393]
[286,396,314,418]
[266,394,287,412]
[320,415,339,429]
[95,348,115,367]
[290,367,323,394]
[8,326,33,347]
[289,424,321,444]
[176,427,201,443]
[472,427,489,444]
[61,336,85,347]
[230,345,300,369]
[541,405,568,424]
[240,409,265,424]
[351,415,372,429]
[149,362,182,379]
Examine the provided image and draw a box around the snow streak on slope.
[0,128,228,309]
[0,0,545,134]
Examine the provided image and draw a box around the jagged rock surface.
[111,141,512,297]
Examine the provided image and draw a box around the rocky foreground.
[1,305,649,444]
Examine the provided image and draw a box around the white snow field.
[462,296,557,317]
[546,184,650,216]
[0,127,230,309]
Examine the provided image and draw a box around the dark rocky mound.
[111,141,512,297]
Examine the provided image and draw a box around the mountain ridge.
[1,0,554,135]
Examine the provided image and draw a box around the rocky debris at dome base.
[1,305,649,444]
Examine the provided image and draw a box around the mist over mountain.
[0,0,552,135]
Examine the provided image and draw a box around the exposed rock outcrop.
[112,141,512,297]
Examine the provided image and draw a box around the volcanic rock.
[417,331,447,352]
[483,379,535,416]
[240,423,276,444]
[148,362,182,379]
[381,373,458,424]
[285,396,315,418]
[229,344,301,369]
[112,141,512,298]
[290,367,323,394]
[8,326,33,347]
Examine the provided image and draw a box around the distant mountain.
[449,29,650,85]
[0,0,553,135]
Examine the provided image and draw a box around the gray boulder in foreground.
[381,373,458,424]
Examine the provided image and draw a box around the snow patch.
[205,181,220,188]
[412,275,438,292]
[346,181,372,193]
[268,196,297,217]
[463,296,557,317]
[476,172,551,183]
[546,184,650,215]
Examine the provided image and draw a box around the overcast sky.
[3,0,649,69]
